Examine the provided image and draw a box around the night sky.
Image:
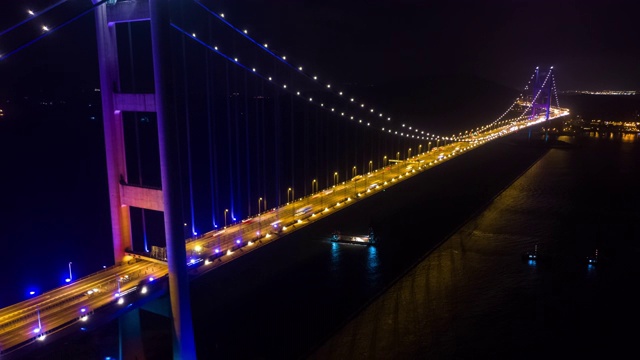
[1,0,639,94]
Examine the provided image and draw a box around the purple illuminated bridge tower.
[93,0,196,359]
[529,66,553,121]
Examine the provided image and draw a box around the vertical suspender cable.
[181,34,196,237]
[243,71,252,215]
[233,64,241,221]
[303,95,309,196]
[289,74,295,200]
[256,79,263,208]
[205,37,219,229]
[274,78,281,206]
[225,61,235,220]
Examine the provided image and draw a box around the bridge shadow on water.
[19,130,554,360]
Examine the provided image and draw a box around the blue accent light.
[236,239,241,244]
[215,248,220,253]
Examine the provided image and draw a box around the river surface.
[311,132,640,360]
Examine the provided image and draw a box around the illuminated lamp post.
[258,198,263,236]
[66,262,73,283]
[352,166,357,194]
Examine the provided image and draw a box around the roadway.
[0,107,569,355]
[0,259,167,354]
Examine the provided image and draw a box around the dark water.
[312,132,640,360]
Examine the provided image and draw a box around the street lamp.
[34,307,42,334]
[116,274,122,295]
[66,262,72,282]
[408,148,412,159]
[258,198,263,236]
[368,160,373,174]
[312,179,317,194]
[383,155,387,167]
[352,166,358,194]
[419,144,422,155]
[287,187,295,217]
[333,172,338,187]
[428,141,432,152]
[224,209,229,228]
[396,152,400,177]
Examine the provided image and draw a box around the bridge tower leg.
[149,1,198,359]
[92,0,132,265]
[529,67,553,121]
[93,0,196,359]
[119,308,145,360]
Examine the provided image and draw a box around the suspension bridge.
[0,1,569,359]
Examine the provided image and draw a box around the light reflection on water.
[367,245,379,271]
[621,133,639,142]
[330,241,340,272]
[586,131,640,143]
[366,245,380,286]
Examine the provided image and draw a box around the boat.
[331,228,376,245]
[586,249,599,265]
[522,244,541,262]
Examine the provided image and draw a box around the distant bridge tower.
[529,66,553,121]
[92,0,196,359]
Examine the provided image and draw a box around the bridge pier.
[119,308,145,360]
[118,295,172,360]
